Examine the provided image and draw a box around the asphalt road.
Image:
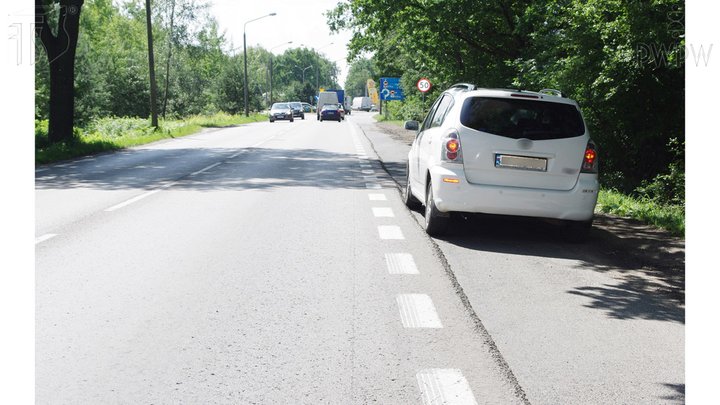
[36,116,522,404]
[34,112,685,404]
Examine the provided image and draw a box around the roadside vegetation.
[35,113,267,164]
[597,189,684,237]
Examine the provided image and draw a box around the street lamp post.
[270,41,292,105]
[300,42,333,96]
[244,12,276,117]
[294,65,312,84]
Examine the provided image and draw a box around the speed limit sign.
[417,78,431,92]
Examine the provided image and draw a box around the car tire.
[403,164,421,210]
[301,114,305,120]
[270,119,274,123]
[561,219,592,243]
[424,180,449,236]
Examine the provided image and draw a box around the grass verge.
[35,112,267,165]
[373,114,405,126]
[596,189,684,237]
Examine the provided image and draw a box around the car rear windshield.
[460,97,585,140]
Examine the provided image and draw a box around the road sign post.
[417,78,431,117]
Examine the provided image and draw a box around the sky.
[209,0,355,87]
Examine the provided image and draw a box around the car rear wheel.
[424,180,449,236]
[403,163,421,210]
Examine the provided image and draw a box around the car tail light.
[581,140,598,173]
[441,129,463,163]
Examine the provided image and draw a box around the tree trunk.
[162,0,175,119]
[35,0,85,144]
[145,0,159,127]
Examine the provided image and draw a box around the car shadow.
[409,201,685,324]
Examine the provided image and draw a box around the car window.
[430,94,454,128]
[273,103,289,109]
[460,97,585,140]
[420,95,445,132]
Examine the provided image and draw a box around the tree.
[344,57,376,98]
[145,0,159,127]
[329,0,685,194]
[35,0,85,144]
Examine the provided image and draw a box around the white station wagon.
[403,84,599,241]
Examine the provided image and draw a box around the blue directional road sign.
[380,77,405,101]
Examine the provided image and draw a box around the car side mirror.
[404,120,419,131]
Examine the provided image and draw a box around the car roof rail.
[538,89,565,97]
[449,83,477,91]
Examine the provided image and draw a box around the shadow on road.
[409,207,685,324]
[35,147,376,192]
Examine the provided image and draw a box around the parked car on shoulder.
[289,101,304,119]
[269,103,294,123]
[403,84,598,241]
[319,104,342,122]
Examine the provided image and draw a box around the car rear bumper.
[429,165,599,221]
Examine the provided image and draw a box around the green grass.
[35,112,267,164]
[373,114,406,126]
[596,189,685,237]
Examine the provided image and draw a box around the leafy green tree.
[344,57,375,98]
[329,0,685,198]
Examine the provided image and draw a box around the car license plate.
[495,154,547,172]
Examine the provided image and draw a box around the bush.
[35,119,49,148]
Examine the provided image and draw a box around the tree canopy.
[35,0,341,126]
[328,0,685,195]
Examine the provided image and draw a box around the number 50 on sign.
[417,78,431,92]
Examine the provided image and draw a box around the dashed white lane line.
[368,193,387,201]
[104,181,179,212]
[385,253,419,275]
[396,294,443,328]
[103,144,258,212]
[366,183,382,189]
[416,369,478,405]
[190,162,222,176]
[35,234,58,245]
[378,225,404,239]
[373,207,395,217]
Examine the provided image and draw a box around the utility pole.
[145,0,158,127]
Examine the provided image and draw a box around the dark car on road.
[269,103,294,123]
[289,101,305,119]
[320,104,342,122]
